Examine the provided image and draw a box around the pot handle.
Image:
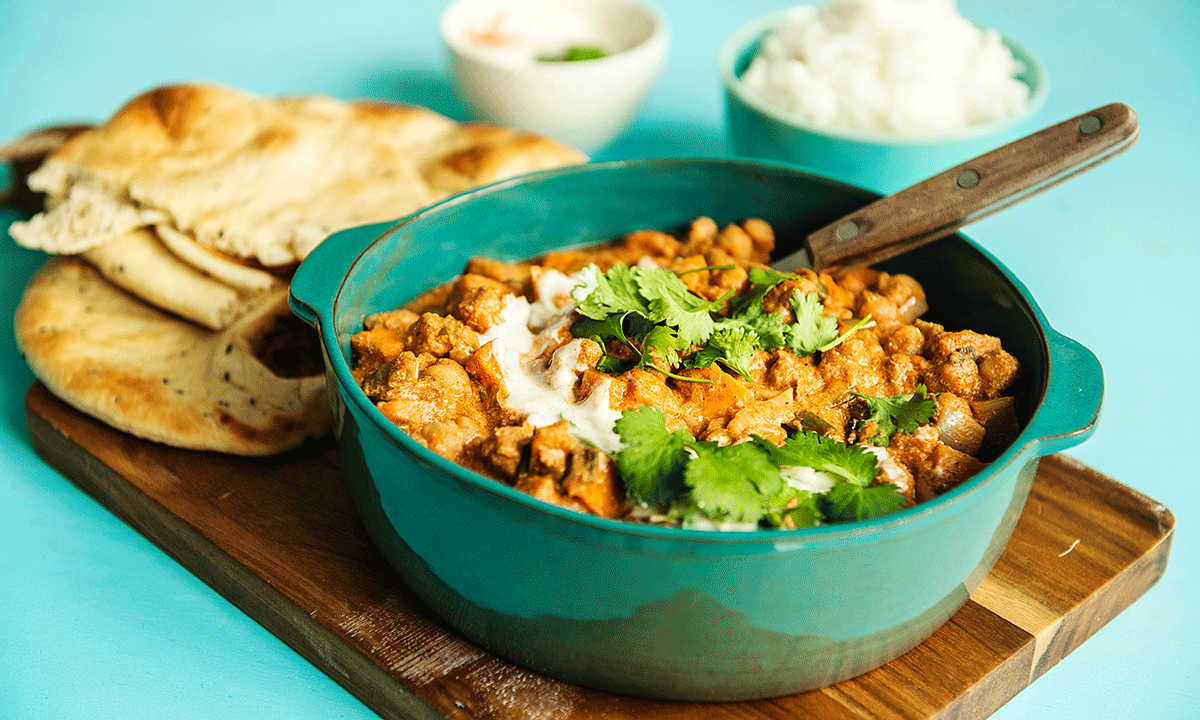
[1022,327,1104,457]
[289,221,394,327]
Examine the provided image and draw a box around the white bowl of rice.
[719,0,1048,193]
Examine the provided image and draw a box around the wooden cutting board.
[24,382,1174,720]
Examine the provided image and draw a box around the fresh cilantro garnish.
[822,482,910,522]
[594,352,634,375]
[817,315,875,352]
[574,314,639,375]
[758,431,879,486]
[676,264,736,276]
[779,493,825,529]
[851,384,937,446]
[684,441,784,523]
[641,324,690,369]
[634,266,724,345]
[565,247,922,531]
[723,284,867,360]
[729,266,793,313]
[713,301,789,351]
[571,264,648,320]
[570,264,731,383]
[748,266,795,287]
[612,406,694,507]
[786,290,840,355]
[685,326,758,378]
[762,431,908,523]
[613,410,910,530]
[573,313,631,346]
[540,45,608,62]
[571,265,715,382]
[570,264,871,386]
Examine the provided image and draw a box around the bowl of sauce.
[441,0,670,153]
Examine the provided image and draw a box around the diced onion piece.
[937,408,985,455]
[970,396,1021,456]
[897,294,929,325]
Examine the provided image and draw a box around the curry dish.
[350,218,1021,530]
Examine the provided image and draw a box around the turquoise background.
[1,0,1196,718]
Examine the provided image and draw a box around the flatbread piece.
[7,83,589,455]
[10,84,588,266]
[16,256,328,456]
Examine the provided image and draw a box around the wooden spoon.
[770,102,1140,275]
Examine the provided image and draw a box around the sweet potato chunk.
[916,443,986,502]
[444,273,513,332]
[404,312,479,364]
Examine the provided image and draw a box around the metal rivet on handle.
[1080,115,1103,135]
[835,220,860,242]
[956,169,980,189]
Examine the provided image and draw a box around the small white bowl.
[441,0,670,153]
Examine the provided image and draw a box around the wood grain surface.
[23,382,1174,720]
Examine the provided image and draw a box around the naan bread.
[154,222,280,294]
[16,257,328,456]
[81,227,279,330]
[7,82,587,455]
[10,84,588,266]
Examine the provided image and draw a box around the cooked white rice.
[739,0,1031,136]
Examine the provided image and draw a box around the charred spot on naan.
[241,306,324,379]
[16,257,330,456]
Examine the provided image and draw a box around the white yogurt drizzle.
[779,465,837,495]
[479,269,625,454]
[858,444,911,494]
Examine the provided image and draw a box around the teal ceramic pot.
[718,9,1050,194]
[289,158,1100,701]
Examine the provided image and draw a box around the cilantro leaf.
[572,313,628,345]
[613,406,693,507]
[595,354,634,375]
[817,314,874,352]
[714,302,790,351]
[852,384,937,446]
[641,324,689,368]
[573,314,635,373]
[541,45,608,62]
[761,431,878,486]
[729,267,794,314]
[571,264,648,320]
[685,326,757,378]
[759,480,824,530]
[781,492,825,528]
[676,264,736,276]
[747,267,795,287]
[684,441,783,523]
[786,290,839,356]
[634,266,721,345]
[570,264,725,379]
[822,481,909,522]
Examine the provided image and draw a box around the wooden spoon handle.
[804,103,1140,273]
